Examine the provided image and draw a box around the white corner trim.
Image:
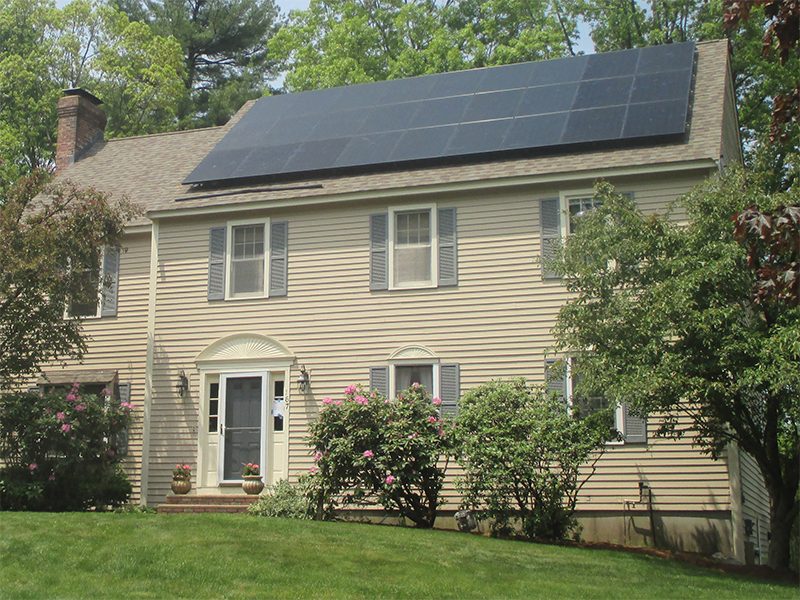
[140,219,159,506]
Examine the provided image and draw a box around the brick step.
[157,503,252,514]
[165,494,260,505]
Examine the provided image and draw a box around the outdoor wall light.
[176,370,189,397]
[297,365,309,393]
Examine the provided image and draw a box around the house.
[39,39,770,564]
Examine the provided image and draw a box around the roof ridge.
[105,125,223,143]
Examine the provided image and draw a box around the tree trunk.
[767,484,797,570]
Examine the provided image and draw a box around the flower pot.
[242,475,264,495]
[171,478,191,495]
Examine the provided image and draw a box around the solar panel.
[184,41,696,186]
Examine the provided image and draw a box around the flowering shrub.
[0,384,132,511]
[242,463,260,476]
[248,479,312,519]
[306,383,453,528]
[455,379,612,541]
[173,464,191,480]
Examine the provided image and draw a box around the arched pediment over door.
[195,333,295,368]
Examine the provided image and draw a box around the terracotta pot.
[171,478,191,495]
[242,475,264,495]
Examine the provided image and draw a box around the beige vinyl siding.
[31,231,150,502]
[739,448,771,563]
[146,169,734,509]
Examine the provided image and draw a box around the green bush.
[248,479,312,519]
[0,384,132,511]
[456,379,612,540]
[306,383,454,528]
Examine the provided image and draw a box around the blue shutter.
[540,198,561,280]
[439,364,460,416]
[270,221,288,297]
[370,213,388,290]
[438,207,458,287]
[208,227,226,300]
[100,247,120,317]
[545,358,568,409]
[370,366,389,398]
[622,403,647,444]
[116,382,131,457]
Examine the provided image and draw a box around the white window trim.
[65,247,105,320]
[389,358,440,399]
[565,357,624,446]
[225,217,270,300]
[388,203,438,290]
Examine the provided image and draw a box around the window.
[394,364,434,395]
[567,358,618,433]
[229,222,267,298]
[208,382,220,433]
[567,196,602,234]
[272,379,285,432]
[389,205,437,289]
[68,255,102,318]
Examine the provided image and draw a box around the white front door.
[218,373,267,483]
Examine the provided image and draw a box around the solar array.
[184,42,696,186]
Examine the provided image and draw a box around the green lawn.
[0,513,794,599]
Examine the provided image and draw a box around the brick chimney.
[55,89,107,173]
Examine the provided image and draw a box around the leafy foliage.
[0,171,137,388]
[0,384,132,511]
[550,172,800,569]
[455,379,610,540]
[115,0,281,127]
[0,0,185,188]
[270,0,577,92]
[248,479,313,519]
[306,384,453,528]
[733,204,800,305]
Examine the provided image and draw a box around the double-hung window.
[390,205,437,289]
[68,256,102,318]
[208,218,289,301]
[567,195,602,234]
[229,222,267,298]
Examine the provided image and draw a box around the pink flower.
[176,464,182,469]
[75,403,86,412]
[355,395,368,405]
[412,382,420,389]
[56,411,66,422]
[438,427,445,437]
[120,401,133,410]
[65,393,77,402]
[313,451,323,462]
[407,432,418,439]
[322,397,333,405]
[432,397,442,406]
[28,463,38,472]
[253,464,259,470]
[61,423,72,433]
[385,474,395,485]
[309,466,319,474]
[384,399,391,404]
[183,464,190,470]
[48,473,56,481]
[344,385,357,395]
[363,450,374,458]
[334,400,343,406]
[427,416,438,424]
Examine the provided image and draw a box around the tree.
[0,171,137,389]
[456,379,611,540]
[269,0,576,92]
[0,0,185,190]
[550,172,799,570]
[115,0,281,127]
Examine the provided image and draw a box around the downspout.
[140,219,159,506]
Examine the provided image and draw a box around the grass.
[0,513,795,599]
